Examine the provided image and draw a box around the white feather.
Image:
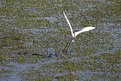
[63,12,74,37]
[74,26,95,37]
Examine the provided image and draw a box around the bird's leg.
[63,40,72,53]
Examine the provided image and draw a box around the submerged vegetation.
[0,0,121,81]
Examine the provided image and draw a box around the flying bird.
[63,12,95,53]
[63,12,95,42]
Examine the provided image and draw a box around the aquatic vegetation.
[0,0,121,81]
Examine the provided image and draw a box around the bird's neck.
[73,33,76,38]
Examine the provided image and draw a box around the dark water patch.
[0,33,5,38]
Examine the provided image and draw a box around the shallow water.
[0,0,121,81]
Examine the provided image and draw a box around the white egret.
[63,12,95,42]
[63,12,95,53]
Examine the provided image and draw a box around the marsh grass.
[0,0,121,81]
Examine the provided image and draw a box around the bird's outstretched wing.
[63,12,74,37]
[74,26,95,37]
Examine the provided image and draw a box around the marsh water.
[0,0,121,81]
